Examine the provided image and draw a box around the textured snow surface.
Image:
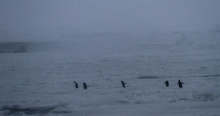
[0,32,220,115]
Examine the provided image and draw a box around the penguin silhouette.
[178,80,184,88]
[164,80,169,87]
[121,81,126,88]
[74,81,78,89]
[83,82,87,89]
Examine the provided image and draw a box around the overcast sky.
[0,0,220,41]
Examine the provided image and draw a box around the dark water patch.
[137,76,159,79]
[134,101,147,104]
[51,110,72,114]
[177,98,188,101]
[115,100,129,104]
[201,74,220,77]
[169,99,177,103]
[1,105,71,115]
[193,93,216,101]
[0,42,58,53]
[0,42,27,53]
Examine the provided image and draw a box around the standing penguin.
[74,81,78,89]
[164,80,169,87]
[83,82,87,89]
[178,80,184,88]
[121,81,126,88]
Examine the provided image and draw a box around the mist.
[0,0,220,42]
[1,1,220,115]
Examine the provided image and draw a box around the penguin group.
[164,80,184,88]
[73,81,127,89]
[73,80,184,90]
[73,81,87,89]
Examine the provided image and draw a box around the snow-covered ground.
[0,32,220,116]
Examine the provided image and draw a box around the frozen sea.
[0,32,220,116]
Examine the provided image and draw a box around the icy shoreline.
[1,101,219,116]
[70,101,220,116]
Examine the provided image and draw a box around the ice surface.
[0,32,220,115]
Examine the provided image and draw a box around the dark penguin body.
[83,82,87,89]
[121,81,126,88]
[74,81,78,88]
[164,80,169,87]
[178,80,184,88]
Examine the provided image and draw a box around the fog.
[1,1,220,115]
[0,0,220,42]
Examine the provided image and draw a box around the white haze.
[1,1,220,116]
[0,0,220,42]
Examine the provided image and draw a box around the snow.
[0,31,220,116]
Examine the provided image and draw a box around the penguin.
[164,80,169,87]
[121,81,126,88]
[178,80,184,88]
[83,82,87,89]
[74,81,78,89]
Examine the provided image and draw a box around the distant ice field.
[0,32,220,115]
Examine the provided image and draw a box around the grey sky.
[0,0,220,41]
